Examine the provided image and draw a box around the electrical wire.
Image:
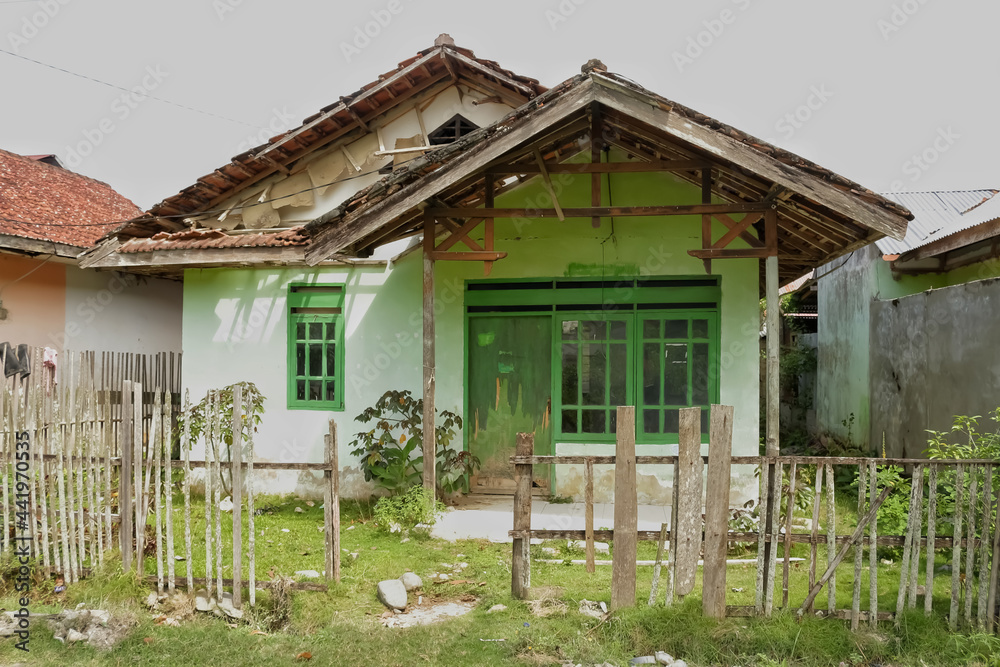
[0,48,266,129]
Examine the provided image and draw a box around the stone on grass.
[194,595,214,613]
[399,572,423,592]
[487,604,507,613]
[145,592,159,609]
[377,579,408,610]
[66,628,88,643]
[219,496,233,512]
[217,592,243,620]
[655,652,674,665]
[295,570,321,579]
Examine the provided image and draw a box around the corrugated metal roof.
[876,189,1000,255]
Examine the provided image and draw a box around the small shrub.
[349,389,479,496]
[853,464,908,558]
[372,485,444,534]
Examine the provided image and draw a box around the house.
[0,149,182,355]
[82,36,911,501]
[816,189,1000,457]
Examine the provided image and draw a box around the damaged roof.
[0,149,141,254]
[89,38,912,283]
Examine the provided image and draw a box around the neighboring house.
[816,189,1000,457]
[0,149,182,353]
[83,36,911,500]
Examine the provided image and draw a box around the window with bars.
[287,284,345,411]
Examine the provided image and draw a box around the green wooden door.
[467,315,552,492]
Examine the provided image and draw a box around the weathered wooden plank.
[869,460,878,627]
[507,455,998,467]
[422,215,436,494]
[908,466,925,610]
[164,392,175,592]
[133,382,143,577]
[986,471,1000,633]
[703,405,734,619]
[896,464,922,624]
[153,390,164,595]
[584,457,595,574]
[511,433,533,600]
[766,463,783,617]
[428,203,772,219]
[976,465,992,629]
[183,389,194,592]
[949,464,965,631]
[852,463,868,630]
[611,406,638,609]
[119,381,133,573]
[325,419,341,584]
[924,464,937,617]
[213,392,223,602]
[783,462,798,609]
[755,460,770,614]
[231,386,243,609]
[964,467,978,626]
[673,407,703,599]
[825,463,836,613]
[809,465,823,613]
[248,412,256,606]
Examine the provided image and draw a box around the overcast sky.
[1,0,994,213]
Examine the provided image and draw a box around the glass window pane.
[582,320,606,340]
[309,344,322,377]
[296,322,306,340]
[582,343,606,405]
[609,343,627,405]
[664,320,687,339]
[296,380,306,401]
[609,409,617,434]
[296,344,306,376]
[663,344,688,404]
[326,321,337,341]
[664,408,679,434]
[643,409,660,434]
[327,344,337,377]
[693,319,709,339]
[326,382,337,402]
[308,322,323,339]
[581,409,606,433]
[562,410,578,433]
[610,320,627,340]
[643,343,661,405]
[561,344,578,405]
[561,320,579,340]
[701,410,709,435]
[643,319,659,339]
[692,343,709,404]
[309,380,322,400]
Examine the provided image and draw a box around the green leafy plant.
[372,484,444,534]
[348,389,478,496]
[176,381,266,494]
[926,409,1000,540]
[852,463,909,558]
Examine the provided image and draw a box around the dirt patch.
[380,599,475,628]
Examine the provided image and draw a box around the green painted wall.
[181,161,762,501]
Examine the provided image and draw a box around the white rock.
[145,592,159,608]
[541,547,560,556]
[655,651,675,665]
[399,572,423,592]
[673,661,688,667]
[66,629,88,643]
[294,570,321,579]
[487,604,507,613]
[218,592,244,620]
[219,497,234,512]
[164,618,181,627]
[294,507,303,513]
[347,525,355,530]
[281,528,290,533]
[377,579,408,610]
[194,596,214,613]
[455,553,465,558]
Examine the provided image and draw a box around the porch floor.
[430,494,672,543]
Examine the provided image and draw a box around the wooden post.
[231,385,243,609]
[120,380,133,572]
[754,457,770,614]
[703,405,734,619]
[324,419,341,584]
[808,465,823,613]
[584,457,595,574]
[896,464,922,624]
[674,407,704,598]
[908,465,925,610]
[511,432,533,600]
[976,465,992,628]
[204,392,214,597]
[648,522,668,606]
[611,406,637,610]
[422,213,437,495]
[133,382,143,576]
[986,471,1000,633]
[183,389,194,593]
[868,460,879,627]
[153,390,164,595]
[762,251,780,599]
[248,411,256,605]
[852,463,868,630]
[164,392,174,592]
[964,467,978,626]
[825,463,836,613]
[766,463,783,617]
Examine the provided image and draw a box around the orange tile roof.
[0,149,141,249]
[118,227,309,253]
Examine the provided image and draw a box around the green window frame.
[287,283,345,411]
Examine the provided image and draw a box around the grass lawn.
[1,494,999,666]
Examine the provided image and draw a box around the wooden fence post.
[120,380,133,572]
[324,419,340,584]
[611,406,637,610]
[703,405,734,619]
[231,385,243,609]
[673,407,703,600]
[133,382,143,576]
[584,457,595,574]
[511,432,533,600]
